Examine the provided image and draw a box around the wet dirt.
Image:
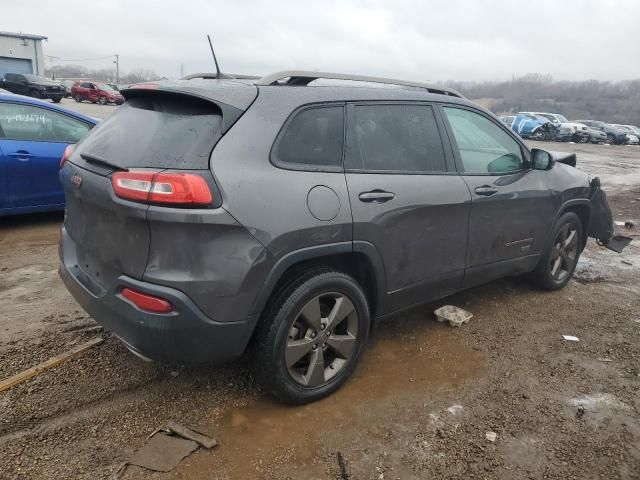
[173,323,484,480]
[1,142,639,479]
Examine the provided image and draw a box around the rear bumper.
[59,239,255,364]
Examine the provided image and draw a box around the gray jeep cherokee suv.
[59,71,614,404]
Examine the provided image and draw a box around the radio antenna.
[207,34,222,78]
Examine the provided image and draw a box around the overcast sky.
[3,0,640,82]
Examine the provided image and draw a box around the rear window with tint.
[272,106,344,170]
[346,104,446,172]
[76,94,222,169]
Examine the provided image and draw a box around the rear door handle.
[474,185,498,196]
[359,190,395,203]
[8,151,33,161]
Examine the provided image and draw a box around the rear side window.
[76,94,222,169]
[0,103,91,142]
[272,106,344,170]
[346,104,446,172]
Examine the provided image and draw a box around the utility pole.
[180,63,184,78]
[114,54,120,84]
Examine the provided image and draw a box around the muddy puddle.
[174,315,484,479]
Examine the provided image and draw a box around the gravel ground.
[0,141,639,479]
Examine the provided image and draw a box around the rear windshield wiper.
[80,152,128,171]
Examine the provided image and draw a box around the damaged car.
[501,113,557,140]
[58,70,619,404]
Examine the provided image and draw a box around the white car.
[520,112,589,142]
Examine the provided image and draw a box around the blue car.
[0,93,97,216]
[499,113,556,140]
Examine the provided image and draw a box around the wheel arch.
[248,242,386,323]
[554,199,591,251]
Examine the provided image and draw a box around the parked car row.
[0,74,124,106]
[499,111,640,145]
[499,112,640,145]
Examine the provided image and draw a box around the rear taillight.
[111,171,212,205]
[60,144,74,169]
[122,287,173,313]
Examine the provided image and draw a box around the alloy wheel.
[285,293,359,387]
[549,224,579,281]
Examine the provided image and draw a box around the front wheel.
[73,94,82,103]
[29,89,41,98]
[530,212,583,290]
[51,97,62,103]
[607,134,617,145]
[253,269,371,404]
[98,96,107,105]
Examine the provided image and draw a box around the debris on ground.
[621,260,633,265]
[485,431,497,442]
[562,335,580,342]
[434,305,473,327]
[117,422,217,475]
[336,451,349,480]
[603,235,632,253]
[447,405,464,415]
[0,337,103,393]
[576,404,586,419]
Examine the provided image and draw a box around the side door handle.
[359,190,395,203]
[8,151,34,161]
[474,185,498,196]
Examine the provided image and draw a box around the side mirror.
[532,149,554,170]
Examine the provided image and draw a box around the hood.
[31,78,61,86]
[562,121,587,129]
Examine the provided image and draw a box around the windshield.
[556,115,569,122]
[98,84,115,92]
[539,114,557,123]
[23,74,45,82]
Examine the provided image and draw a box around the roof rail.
[182,73,261,80]
[255,70,464,98]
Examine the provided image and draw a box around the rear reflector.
[112,171,212,205]
[122,287,173,313]
[60,144,74,169]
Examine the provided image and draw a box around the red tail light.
[122,287,173,313]
[112,171,212,205]
[60,144,74,169]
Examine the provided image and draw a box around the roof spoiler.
[255,70,465,98]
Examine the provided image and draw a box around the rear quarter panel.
[209,92,353,260]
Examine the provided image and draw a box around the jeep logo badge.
[70,173,82,188]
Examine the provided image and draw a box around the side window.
[273,106,344,169]
[443,107,524,174]
[0,103,91,143]
[80,82,91,88]
[346,104,446,172]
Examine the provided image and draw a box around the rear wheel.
[530,212,583,290]
[254,269,370,404]
[99,96,108,105]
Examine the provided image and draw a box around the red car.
[71,81,124,105]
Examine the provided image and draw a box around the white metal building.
[0,31,47,78]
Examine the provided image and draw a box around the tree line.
[45,64,162,86]
[446,74,640,126]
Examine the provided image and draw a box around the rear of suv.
[59,71,615,404]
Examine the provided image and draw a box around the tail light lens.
[122,287,173,313]
[112,171,212,205]
[60,144,74,169]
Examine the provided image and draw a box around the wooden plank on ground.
[0,337,104,393]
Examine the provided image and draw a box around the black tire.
[29,89,41,99]
[607,134,617,145]
[253,269,371,404]
[74,94,82,103]
[51,97,62,103]
[530,212,583,290]
[98,96,107,105]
